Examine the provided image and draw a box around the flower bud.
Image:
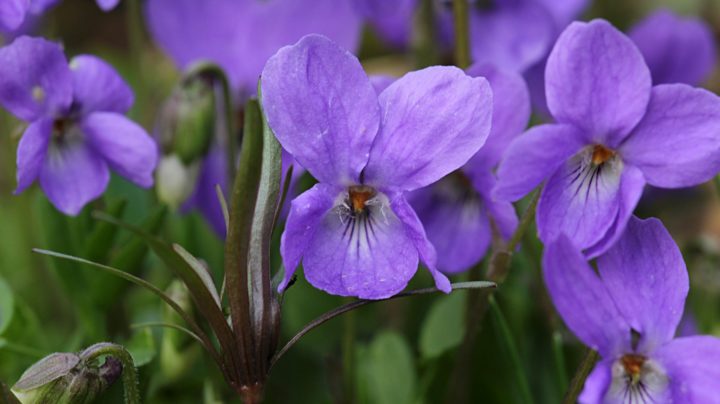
[160,281,200,382]
[155,154,200,209]
[12,352,122,404]
[158,74,216,165]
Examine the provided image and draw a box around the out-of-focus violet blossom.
[494,19,720,257]
[261,35,493,299]
[356,0,588,74]
[145,0,362,98]
[629,9,716,86]
[411,64,529,273]
[544,216,720,403]
[0,0,118,37]
[0,36,156,215]
[353,0,416,49]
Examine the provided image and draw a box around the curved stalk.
[269,281,495,369]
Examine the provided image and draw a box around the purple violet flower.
[0,36,157,215]
[261,34,493,299]
[629,8,716,86]
[411,63,529,273]
[494,19,720,257]
[543,216,720,402]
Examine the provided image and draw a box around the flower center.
[348,185,377,215]
[591,144,616,166]
[607,354,668,403]
[621,354,646,386]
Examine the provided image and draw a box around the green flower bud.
[160,281,200,382]
[158,74,217,165]
[11,351,122,404]
[155,154,200,209]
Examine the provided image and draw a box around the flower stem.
[414,0,439,68]
[562,348,598,404]
[444,191,540,404]
[80,343,140,404]
[488,296,535,404]
[553,332,569,396]
[269,281,496,369]
[342,301,356,403]
[452,0,472,69]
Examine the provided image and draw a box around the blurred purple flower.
[356,0,588,74]
[494,19,720,257]
[629,8,716,86]
[0,36,156,215]
[353,0,416,49]
[261,35,492,299]
[145,0,362,98]
[411,64,529,273]
[1,0,118,37]
[544,216,720,403]
[0,0,29,33]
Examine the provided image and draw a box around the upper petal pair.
[543,217,687,356]
[0,37,133,121]
[261,34,492,191]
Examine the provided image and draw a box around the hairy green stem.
[81,343,140,404]
[562,348,599,404]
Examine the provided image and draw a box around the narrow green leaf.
[489,296,535,404]
[82,198,127,262]
[223,97,266,381]
[172,243,221,308]
[109,206,167,274]
[91,214,240,379]
[419,293,466,359]
[31,249,223,369]
[126,328,156,367]
[95,206,167,309]
[361,332,416,404]
[215,184,230,234]
[0,277,15,336]
[131,322,205,346]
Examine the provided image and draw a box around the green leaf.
[0,277,15,336]
[172,244,220,308]
[489,296,534,404]
[223,94,283,378]
[31,249,222,369]
[90,214,238,376]
[126,328,156,367]
[82,198,127,262]
[360,332,416,404]
[419,292,466,360]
